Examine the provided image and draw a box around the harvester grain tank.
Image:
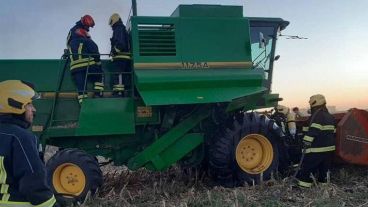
[0,4,289,203]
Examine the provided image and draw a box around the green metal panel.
[0,59,64,91]
[171,4,243,18]
[145,133,204,170]
[135,69,266,106]
[179,18,251,63]
[131,17,181,65]
[131,5,252,67]
[127,106,210,170]
[76,98,135,136]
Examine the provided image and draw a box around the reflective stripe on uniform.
[0,157,7,184]
[112,55,131,60]
[298,180,312,188]
[305,146,335,153]
[303,135,314,142]
[93,82,104,91]
[70,57,94,65]
[302,127,309,132]
[112,47,131,60]
[77,94,88,99]
[0,201,33,207]
[70,60,97,70]
[0,195,56,207]
[2,193,9,201]
[69,43,97,70]
[77,43,83,60]
[77,94,88,103]
[94,82,104,87]
[0,184,9,194]
[310,123,335,131]
[113,84,125,91]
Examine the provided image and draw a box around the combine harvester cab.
[0,4,289,203]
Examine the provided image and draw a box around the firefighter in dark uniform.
[109,13,131,96]
[0,80,57,206]
[68,28,104,104]
[66,15,95,47]
[271,105,297,174]
[296,94,336,188]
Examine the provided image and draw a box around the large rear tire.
[208,112,283,186]
[46,149,103,205]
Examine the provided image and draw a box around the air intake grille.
[138,24,176,56]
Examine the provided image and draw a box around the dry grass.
[78,165,368,207]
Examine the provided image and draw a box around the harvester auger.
[0,4,289,203]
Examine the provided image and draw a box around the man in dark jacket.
[109,13,131,97]
[66,15,95,47]
[68,28,104,104]
[0,80,57,206]
[296,94,336,188]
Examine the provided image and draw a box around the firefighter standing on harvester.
[109,13,131,97]
[296,94,336,188]
[68,28,104,104]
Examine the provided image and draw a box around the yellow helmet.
[0,80,40,114]
[309,94,326,107]
[109,13,121,26]
[276,105,289,115]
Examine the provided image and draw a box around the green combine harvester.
[0,4,289,202]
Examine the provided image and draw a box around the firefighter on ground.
[272,105,297,138]
[109,13,131,97]
[0,80,58,206]
[66,15,95,47]
[296,94,336,188]
[68,28,104,104]
[271,105,297,174]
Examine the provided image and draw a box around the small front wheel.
[46,149,103,204]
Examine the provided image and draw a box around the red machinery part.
[336,109,368,165]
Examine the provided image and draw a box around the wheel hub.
[53,163,86,196]
[235,134,273,174]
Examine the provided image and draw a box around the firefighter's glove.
[303,141,312,148]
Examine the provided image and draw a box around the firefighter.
[272,105,297,138]
[109,13,131,97]
[271,105,297,174]
[0,80,57,206]
[68,28,104,104]
[296,94,335,188]
[66,15,95,47]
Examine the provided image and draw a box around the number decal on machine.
[182,62,209,69]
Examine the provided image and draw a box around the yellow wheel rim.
[52,163,86,196]
[235,134,274,174]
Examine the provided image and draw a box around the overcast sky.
[1,0,367,110]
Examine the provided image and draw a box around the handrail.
[45,53,134,129]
